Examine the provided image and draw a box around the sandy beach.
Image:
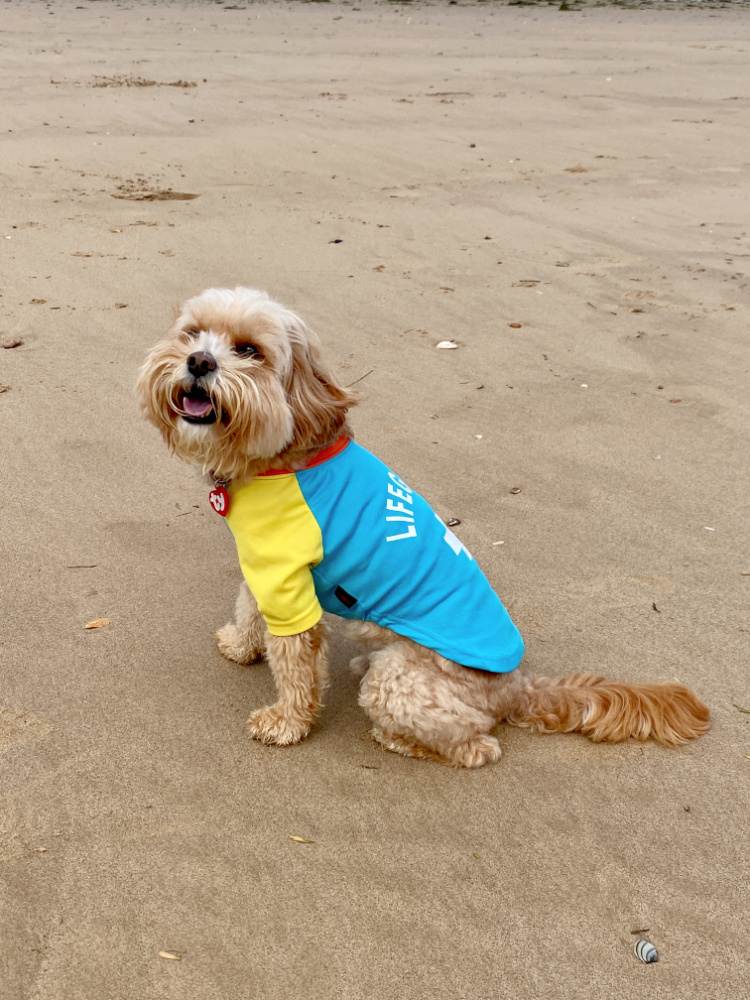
[1,1,749,996]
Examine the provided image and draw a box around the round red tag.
[209,485,230,517]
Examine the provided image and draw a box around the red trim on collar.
[256,435,350,477]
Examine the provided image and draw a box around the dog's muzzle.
[179,352,219,424]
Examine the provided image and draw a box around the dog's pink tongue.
[183,397,213,418]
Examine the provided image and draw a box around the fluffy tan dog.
[137,287,709,767]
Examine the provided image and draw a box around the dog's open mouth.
[178,387,217,425]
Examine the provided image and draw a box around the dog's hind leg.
[248,622,330,746]
[215,581,267,665]
[358,642,502,768]
[370,728,502,768]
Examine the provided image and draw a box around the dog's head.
[137,287,356,480]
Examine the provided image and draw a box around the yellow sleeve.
[225,475,324,636]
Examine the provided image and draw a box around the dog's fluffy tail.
[505,673,709,747]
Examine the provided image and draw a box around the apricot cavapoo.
[137,286,709,767]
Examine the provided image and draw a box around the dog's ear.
[284,315,357,449]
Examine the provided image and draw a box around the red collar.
[256,435,350,477]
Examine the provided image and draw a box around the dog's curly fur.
[137,286,710,767]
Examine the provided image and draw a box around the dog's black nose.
[187,351,217,378]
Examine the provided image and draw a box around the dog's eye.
[235,343,261,359]
[183,327,200,339]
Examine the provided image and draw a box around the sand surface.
[1,1,749,997]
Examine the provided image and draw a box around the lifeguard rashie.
[223,437,524,673]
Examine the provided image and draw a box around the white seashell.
[436,341,458,350]
[634,940,659,963]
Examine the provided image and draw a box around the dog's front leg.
[215,581,266,664]
[248,622,330,746]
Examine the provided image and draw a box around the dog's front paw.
[215,623,263,665]
[247,705,311,746]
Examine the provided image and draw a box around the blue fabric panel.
[295,442,524,673]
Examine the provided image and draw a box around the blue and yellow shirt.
[224,438,524,673]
